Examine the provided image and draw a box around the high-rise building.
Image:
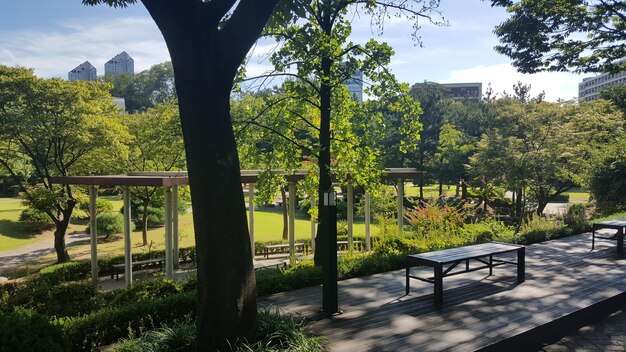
[68,61,97,82]
[104,51,134,75]
[344,68,363,102]
[440,82,482,100]
[578,59,626,101]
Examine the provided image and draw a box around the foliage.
[37,261,93,286]
[76,196,114,219]
[59,291,196,351]
[589,151,626,214]
[0,308,69,352]
[18,207,54,233]
[563,203,587,227]
[85,212,125,238]
[492,0,626,73]
[103,62,176,113]
[98,279,185,309]
[6,281,98,318]
[600,85,626,116]
[111,310,327,352]
[404,201,465,236]
[0,65,129,262]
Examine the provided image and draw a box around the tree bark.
[281,187,288,240]
[141,198,150,246]
[141,0,278,349]
[438,180,443,197]
[53,203,75,263]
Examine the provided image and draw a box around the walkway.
[0,232,90,275]
[259,233,626,351]
[542,309,626,351]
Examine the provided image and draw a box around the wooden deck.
[259,233,626,351]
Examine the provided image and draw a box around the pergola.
[51,168,424,288]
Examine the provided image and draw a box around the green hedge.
[60,291,196,351]
[0,308,69,352]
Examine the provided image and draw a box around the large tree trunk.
[53,203,75,263]
[141,1,278,349]
[281,187,288,240]
[141,197,150,246]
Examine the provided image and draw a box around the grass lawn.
[405,183,457,198]
[0,197,46,252]
[564,187,590,203]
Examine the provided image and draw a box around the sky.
[0,0,594,101]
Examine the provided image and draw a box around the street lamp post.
[322,188,339,314]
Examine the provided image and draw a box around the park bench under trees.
[111,258,165,281]
[591,219,626,254]
[406,242,526,305]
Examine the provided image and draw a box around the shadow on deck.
[259,233,626,351]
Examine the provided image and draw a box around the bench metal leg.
[405,264,410,295]
[489,255,493,276]
[517,247,525,283]
[434,264,443,305]
[592,228,595,251]
[618,228,624,254]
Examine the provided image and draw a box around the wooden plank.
[259,233,626,351]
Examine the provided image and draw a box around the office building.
[341,63,364,102]
[578,59,626,101]
[441,82,482,100]
[68,61,97,82]
[104,51,134,75]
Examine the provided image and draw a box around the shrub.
[60,291,196,351]
[85,212,125,238]
[97,279,183,308]
[0,308,69,352]
[460,220,515,243]
[589,154,626,214]
[18,208,54,233]
[563,203,587,226]
[37,261,92,285]
[76,197,114,219]
[110,310,327,352]
[404,201,464,236]
[7,281,98,318]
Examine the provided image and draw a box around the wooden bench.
[592,219,626,254]
[406,242,525,305]
[263,243,308,258]
[337,240,364,252]
[111,258,165,281]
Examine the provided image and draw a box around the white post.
[288,182,296,256]
[89,186,98,284]
[310,197,316,253]
[397,178,404,233]
[347,183,354,249]
[123,187,133,288]
[172,186,179,268]
[164,186,173,278]
[365,191,371,251]
[248,183,255,260]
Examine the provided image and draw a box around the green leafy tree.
[85,0,281,348]
[409,81,453,198]
[0,65,128,262]
[261,0,437,265]
[124,100,186,246]
[492,0,626,73]
[600,85,626,116]
[104,61,176,113]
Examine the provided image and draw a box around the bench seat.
[406,242,525,305]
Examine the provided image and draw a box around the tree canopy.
[492,0,626,73]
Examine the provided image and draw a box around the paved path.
[0,232,90,276]
[541,309,626,351]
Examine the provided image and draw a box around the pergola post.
[89,186,98,284]
[310,197,316,253]
[123,187,133,288]
[347,183,354,249]
[172,185,179,268]
[288,182,296,256]
[164,186,173,278]
[365,191,371,251]
[397,178,404,233]
[248,183,255,259]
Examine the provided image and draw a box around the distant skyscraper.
[440,83,482,100]
[104,51,134,75]
[68,61,97,82]
[344,68,363,102]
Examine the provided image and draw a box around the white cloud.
[0,17,169,78]
[440,64,591,101]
